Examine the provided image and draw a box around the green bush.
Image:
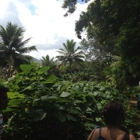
[2,63,138,140]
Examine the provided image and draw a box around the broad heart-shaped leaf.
[93,91,100,96]
[8,98,24,106]
[95,117,102,122]
[39,66,50,74]
[43,75,58,84]
[69,108,80,114]
[41,95,58,100]
[60,91,70,97]
[20,83,35,93]
[66,114,77,121]
[3,107,20,113]
[96,103,102,111]
[20,64,32,74]
[54,111,66,122]
[27,109,47,122]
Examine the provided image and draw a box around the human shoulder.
[129,133,136,140]
[87,128,100,140]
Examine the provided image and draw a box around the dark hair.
[0,85,9,96]
[102,100,125,127]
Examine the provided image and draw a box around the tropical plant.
[41,55,55,66]
[62,0,140,87]
[56,39,84,69]
[75,0,140,86]
[2,70,139,140]
[0,22,37,71]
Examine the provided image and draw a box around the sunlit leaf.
[60,91,70,97]
[20,64,32,74]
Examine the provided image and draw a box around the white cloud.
[29,49,59,60]
[0,0,90,59]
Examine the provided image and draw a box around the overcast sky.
[0,0,90,59]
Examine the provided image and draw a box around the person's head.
[0,85,9,111]
[102,100,125,128]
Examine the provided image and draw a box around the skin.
[87,127,136,140]
[0,92,9,111]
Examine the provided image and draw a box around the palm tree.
[0,22,37,71]
[56,39,84,68]
[41,55,55,66]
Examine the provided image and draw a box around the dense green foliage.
[62,0,140,86]
[79,0,140,86]
[1,64,139,140]
[0,1,140,138]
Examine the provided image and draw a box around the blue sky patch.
[77,0,85,4]
[28,4,36,15]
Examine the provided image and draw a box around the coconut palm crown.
[41,55,55,66]
[56,39,84,68]
[0,22,37,70]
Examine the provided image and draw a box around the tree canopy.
[62,0,140,86]
[41,55,55,66]
[62,0,91,16]
[0,22,37,71]
[56,39,84,68]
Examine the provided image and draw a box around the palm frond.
[17,46,37,53]
[16,38,32,49]
[56,39,84,68]
[0,22,36,72]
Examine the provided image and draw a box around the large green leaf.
[55,111,66,122]
[20,64,32,74]
[66,114,77,121]
[39,66,50,74]
[41,95,58,100]
[43,75,58,84]
[27,109,47,122]
[69,108,80,114]
[60,91,70,97]
[3,107,20,112]
[20,83,35,93]
[8,98,24,106]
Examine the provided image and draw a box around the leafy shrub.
[2,63,138,140]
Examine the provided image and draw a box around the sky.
[0,0,90,60]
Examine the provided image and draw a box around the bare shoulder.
[87,128,100,140]
[129,133,136,140]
